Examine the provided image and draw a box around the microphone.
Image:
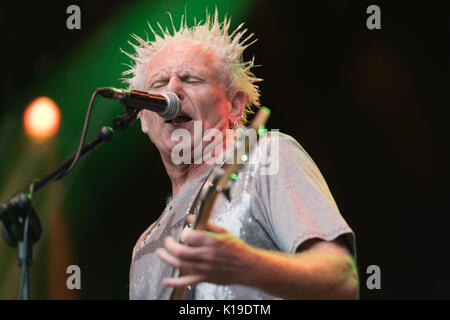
[98,87,180,120]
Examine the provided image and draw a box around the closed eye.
[150,75,203,88]
[182,75,202,83]
[151,79,169,88]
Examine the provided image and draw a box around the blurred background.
[0,0,449,299]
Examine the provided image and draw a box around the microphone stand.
[0,106,138,300]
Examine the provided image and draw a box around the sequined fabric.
[129,132,356,300]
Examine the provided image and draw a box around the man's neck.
[160,128,235,198]
[161,153,213,199]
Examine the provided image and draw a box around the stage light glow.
[24,97,60,140]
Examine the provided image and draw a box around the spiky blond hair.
[121,8,262,124]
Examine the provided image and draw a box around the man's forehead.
[150,65,208,77]
[158,39,216,54]
[146,40,221,76]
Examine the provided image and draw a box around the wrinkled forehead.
[146,39,223,77]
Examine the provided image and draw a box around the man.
[125,10,358,299]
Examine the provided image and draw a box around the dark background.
[0,0,449,299]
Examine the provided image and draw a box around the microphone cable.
[53,88,100,181]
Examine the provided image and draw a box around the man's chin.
[162,121,196,146]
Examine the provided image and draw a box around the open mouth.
[165,114,193,124]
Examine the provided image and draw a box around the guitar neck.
[169,107,270,300]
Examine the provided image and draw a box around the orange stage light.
[24,97,61,140]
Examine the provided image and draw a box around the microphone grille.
[159,92,181,120]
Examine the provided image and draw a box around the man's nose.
[166,77,185,101]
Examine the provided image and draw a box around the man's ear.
[229,90,246,122]
[139,110,148,133]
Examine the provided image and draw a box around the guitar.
[170,107,271,300]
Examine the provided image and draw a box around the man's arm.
[248,236,358,299]
[156,217,358,299]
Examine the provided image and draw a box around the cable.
[53,89,100,181]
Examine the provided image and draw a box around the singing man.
[124,10,358,300]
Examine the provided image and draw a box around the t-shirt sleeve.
[254,132,356,257]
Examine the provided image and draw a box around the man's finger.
[187,214,196,225]
[163,274,206,287]
[182,229,221,247]
[156,247,213,274]
[155,248,181,268]
[164,236,204,261]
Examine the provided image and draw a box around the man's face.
[139,39,241,160]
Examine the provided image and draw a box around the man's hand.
[155,215,257,287]
[156,215,358,299]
